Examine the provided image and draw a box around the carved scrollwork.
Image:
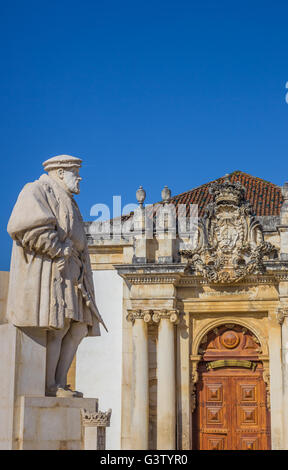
[180,175,278,284]
[276,305,288,325]
[152,309,180,324]
[126,309,144,323]
[262,366,271,411]
[127,309,180,325]
[81,408,112,427]
[190,360,200,413]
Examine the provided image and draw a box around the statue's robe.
[6,173,103,335]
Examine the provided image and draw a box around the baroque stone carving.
[190,361,200,414]
[126,309,146,323]
[152,309,180,324]
[262,367,271,411]
[180,176,277,284]
[220,330,240,349]
[276,305,288,325]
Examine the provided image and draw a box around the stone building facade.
[75,171,288,450]
[2,171,287,450]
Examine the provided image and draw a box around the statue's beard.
[63,172,81,194]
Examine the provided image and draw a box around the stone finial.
[161,185,171,203]
[136,186,146,208]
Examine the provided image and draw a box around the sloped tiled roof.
[169,171,283,217]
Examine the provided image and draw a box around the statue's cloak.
[6,174,103,335]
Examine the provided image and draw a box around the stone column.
[153,310,179,450]
[127,310,150,449]
[277,185,288,449]
[277,305,288,448]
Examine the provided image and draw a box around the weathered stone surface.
[16,396,98,450]
[1,156,109,451]
[6,154,106,398]
[0,271,9,324]
[0,324,46,449]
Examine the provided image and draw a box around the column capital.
[152,309,180,325]
[81,408,112,428]
[126,309,153,324]
[277,305,288,325]
[127,309,180,325]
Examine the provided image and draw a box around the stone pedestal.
[16,396,98,450]
[0,323,46,449]
[0,323,100,450]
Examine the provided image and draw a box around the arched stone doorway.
[192,324,271,450]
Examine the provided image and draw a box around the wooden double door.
[194,365,271,450]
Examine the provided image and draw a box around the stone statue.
[6,155,107,397]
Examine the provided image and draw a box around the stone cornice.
[115,264,184,285]
[178,274,281,286]
[123,273,286,286]
[114,263,288,286]
[125,275,181,285]
[114,263,185,275]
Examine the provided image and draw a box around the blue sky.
[1,1,288,269]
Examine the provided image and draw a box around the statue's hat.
[42,154,82,172]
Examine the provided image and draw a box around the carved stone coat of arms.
[180,176,277,283]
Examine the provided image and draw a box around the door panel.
[239,436,259,450]
[203,434,227,450]
[233,375,270,450]
[197,375,230,449]
[195,366,270,450]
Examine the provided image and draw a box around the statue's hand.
[62,238,73,257]
[56,240,72,273]
[63,245,72,258]
[56,256,66,273]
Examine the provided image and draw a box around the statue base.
[15,396,98,450]
[0,323,99,450]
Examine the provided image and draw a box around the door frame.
[192,361,271,450]
[189,318,271,449]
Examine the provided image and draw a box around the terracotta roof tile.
[168,171,283,216]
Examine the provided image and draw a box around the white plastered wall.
[76,270,123,450]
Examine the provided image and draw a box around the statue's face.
[62,167,82,194]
